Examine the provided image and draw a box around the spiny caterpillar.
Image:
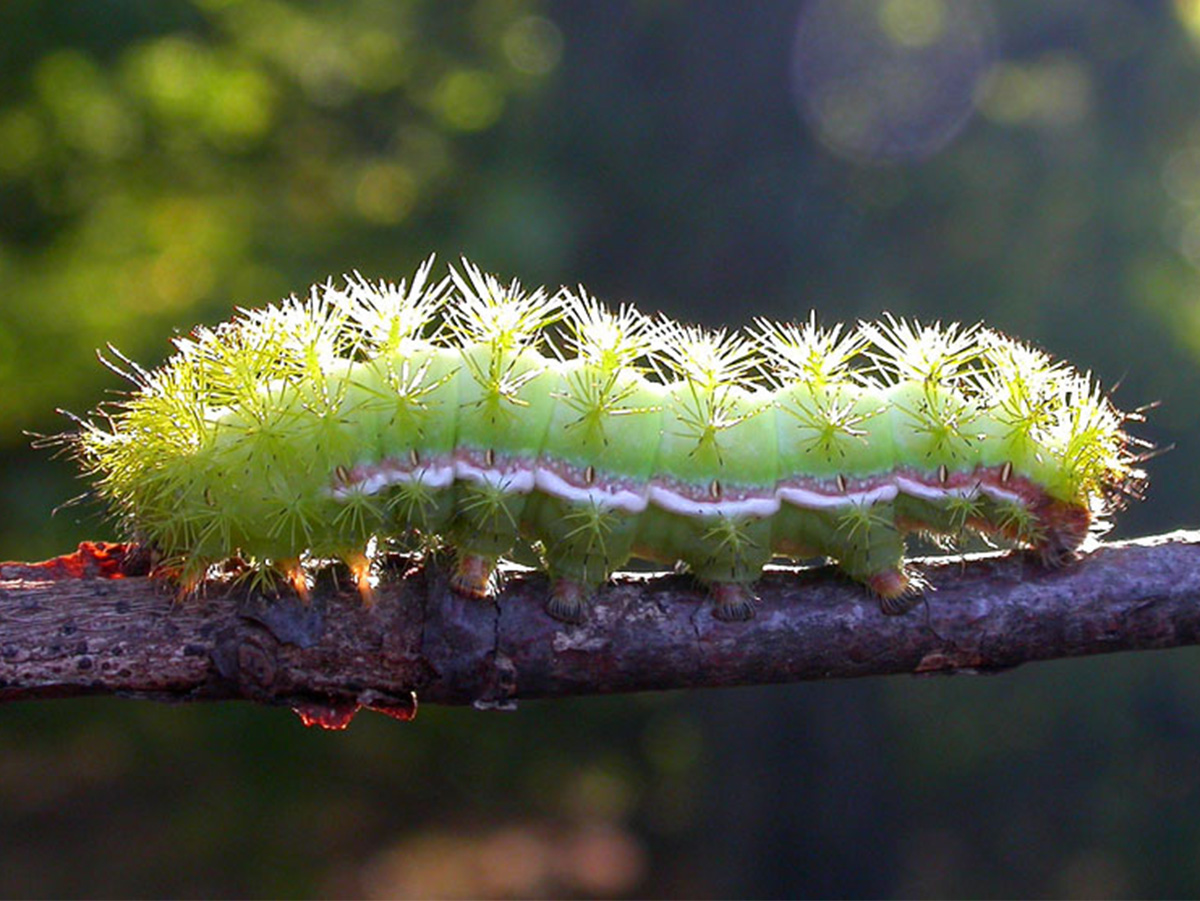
[68,258,1145,623]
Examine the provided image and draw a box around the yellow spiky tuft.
[1048,374,1144,510]
[701,515,760,579]
[968,329,1144,510]
[782,391,881,463]
[447,259,562,353]
[562,288,654,374]
[654,322,764,451]
[654,321,759,388]
[345,255,450,354]
[447,259,563,411]
[860,313,983,387]
[972,328,1068,450]
[559,500,618,581]
[751,313,867,390]
[238,281,357,376]
[553,290,659,440]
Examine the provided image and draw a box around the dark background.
[2,1,1200,896]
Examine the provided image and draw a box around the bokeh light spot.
[125,37,209,117]
[1175,0,1200,43]
[360,821,646,900]
[433,70,505,132]
[976,54,1092,128]
[354,162,417,225]
[348,31,408,91]
[879,0,947,48]
[793,0,995,164]
[204,66,276,148]
[33,50,139,160]
[503,16,564,76]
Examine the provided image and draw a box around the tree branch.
[2,532,1199,727]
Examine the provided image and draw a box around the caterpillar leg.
[160,555,214,603]
[173,569,206,602]
[545,578,591,625]
[832,502,918,615]
[867,567,921,615]
[450,552,497,599]
[278,557,311,603]
[528,494,636,625]
[540,550,621,625]
[676,514,772,623]
[709,581,758,622]
[341,550,377,607]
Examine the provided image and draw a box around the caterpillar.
[68,258,1145,623]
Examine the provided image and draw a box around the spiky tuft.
[752,313,867,389]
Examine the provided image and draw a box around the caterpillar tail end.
[1031,500,1091,568]
[545,578,591,625]
[710,582,758,622]
[450,553,496,600]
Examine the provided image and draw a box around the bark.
[2,532,1199,728]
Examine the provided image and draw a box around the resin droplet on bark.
[292,698,361,730]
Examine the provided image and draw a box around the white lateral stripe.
[894,477,981,502]
[350,472,392,496]
[331,458,1034,517]
[778,483,898,508]
[454,461,537,493]
[894,476,944,501]
[980,484,1024,506]
[420,464,457,489]
[534,467,649,514]
[329,463,456,499]
[647,485,781,518]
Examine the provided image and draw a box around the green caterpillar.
[70,258,1144,622]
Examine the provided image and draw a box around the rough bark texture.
[2,532,1199,727]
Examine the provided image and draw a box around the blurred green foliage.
[3,0,1200,897]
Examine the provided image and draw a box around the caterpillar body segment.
[72,259,1144,623]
